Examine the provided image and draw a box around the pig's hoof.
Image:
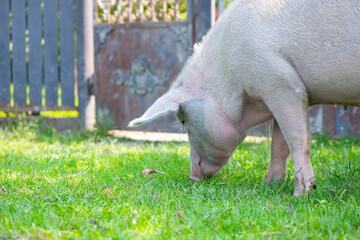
[265,166,287,184]
[264,173,286,184]
[293,175,317,196]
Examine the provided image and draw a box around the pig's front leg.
[265,119,290,183]
[265,87,316,196]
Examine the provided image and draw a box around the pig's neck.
[234,101,273,140]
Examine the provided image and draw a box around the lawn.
[0,121,359,239]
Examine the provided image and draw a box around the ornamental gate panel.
[94,0,214,132]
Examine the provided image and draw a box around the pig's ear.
[128,90,187,127]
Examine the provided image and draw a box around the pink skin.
[189,146,226,180]
[262,85,317,196]
[265,120,290,182]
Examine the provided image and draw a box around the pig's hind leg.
[265,119,290,183]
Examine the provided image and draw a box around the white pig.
[129,0,360,195]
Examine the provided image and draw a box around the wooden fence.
[0,0,95,129]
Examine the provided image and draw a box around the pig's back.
[226,0,360,105]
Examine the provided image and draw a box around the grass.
[0,121,359,239]
[0,111,79,118]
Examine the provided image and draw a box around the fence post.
[187,0,195,45]
[193,0,215,43]
[77,0,96,130]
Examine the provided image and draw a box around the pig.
[129,0,360,196]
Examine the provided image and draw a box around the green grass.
[0,121,359,239]
[0,111,79,118]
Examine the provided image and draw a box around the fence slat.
[162,0,167,21]
[44,0,59,106]
[218,0,225,15]
[28,0,43,106]
[0,0,11,104]
[150,0,155,21]
[12,0,27,105]
[174,0,179,21]
[60,0,75,106]
[127,0,132,22]
[94,0,98,23]
[106,0,110,24]
[116,0,122,23]
[138,0,143,22]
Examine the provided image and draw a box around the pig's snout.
[189,158,224,181]
[189,145,231,181]
[189,173,201,181]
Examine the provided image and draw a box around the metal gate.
[94,0,214,132]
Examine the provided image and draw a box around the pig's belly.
[290,56,360,106]
[303,76,360,106]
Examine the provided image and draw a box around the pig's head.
[128,84,244,180]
